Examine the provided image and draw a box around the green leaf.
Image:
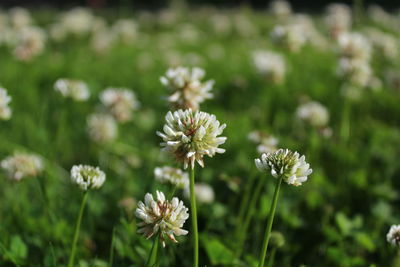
[201,235,235,265]
[9,235,28,261]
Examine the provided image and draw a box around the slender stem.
[146,232,160,267]
[235,173,256,237]
[109,227,116,267]
[68,191,89,267]
[168,184,178,199]
[258,176,283,267]
[266,248,276,267]
[189,166,199,267]
[340,99,350,144]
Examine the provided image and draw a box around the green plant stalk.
[109,227,116,267]
[258,176,283,267]
[68,191,89,267]
[235,173,256,238]
[189,166,199,267]
[266,248,277,267]
[169,184,178,199]
[340,99,350,144]
[236,176,266,257]
[146,232,160,267]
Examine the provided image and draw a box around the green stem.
[235,173,256,238]
[109,227,116,267]
[168,184,178,199]
[189,166,199,267]
[68,191,89,267]
[266,248,276,267]
[340,99,350,144]
[258,176,283,267]
[146,233,160,267]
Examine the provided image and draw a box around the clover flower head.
[60,8,94,36]
[0,87,12,120]
[70,164,106,191]
[87,113,118,144]
[255,149,312,186]
[54,78,90,101]
[184,183,215,204]
[154,166,189,189]
[248,131,279,154]
[325,3,352,38]
[1,152,43,181]
[269,0,292,19]
[100,87,140,123]
[270,24,307,52]
[135,191,189,247]
[13,26,46,62]
[296,101,329,128]
[387,225,400,247]
[157,109,227,169]
[112,19,138,44]
[160,67,214,110]
[252,50,286,84]
[337,32,372,62]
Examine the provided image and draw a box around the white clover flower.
[13,26,46,61]
[160,67,214,110]
[1,152,43,181]
[9,8,32,30]
[112,19,138,44]
[336,58,372,87]
[99,88,140,123]
[54,78,90,101]
[252,50,286,84]
[296,101,329,128]
[270,24,307,52]
[59,8,94,36]
[269,0,292,19]
[87,113,118,144]
[70,164,106,191]
[91,29,115,54]
[184,183,215,204]
[154,166,189,189]
[157,109,227,169]
[364,27,398,60]
[255,149,312,186]
[135,191,189,247]
[248,131,279,154]
[0,87,12,120]
[325,3,352,38]
[387,225,400,247]
[337,32,372,62]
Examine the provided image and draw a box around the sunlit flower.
[0,87,12,120]
[269,0,292,19]
[54,78,90,101]
[296,101,329,128]
[136,191,189,247]
[70,164,106,191]
[184,183,215,204]
[154,166,189,189]
[387,225,400,247]
[337,32,371,62]
[270,24,307,52]
[13,26,46,61]
[336,58,372,87]
[59,8,95,36]
[255,149,312,186]
[9,7,32,30]
[325,3,352,39]
[99,88,140,123]
[157,109,227,169]
[112,19,138,44]
[1,152,43,181]
[252,50,286,84]
[87,113,118,144]
[160,67,214,110]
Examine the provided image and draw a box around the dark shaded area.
[0,0,398,11]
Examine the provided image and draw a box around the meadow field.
[1,2,400,266]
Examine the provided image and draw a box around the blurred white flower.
[91,29,115,54]
[337,32,371,62]
[54,78,90,101]
[248,131,279,155]
[87,113,118,144]
[184,183,215,204]
[252,50,286,84]
[70,164,106,191]
[157,109,226,169]
[255,149,312,186]
[112,19,138,44]
[364,27,398,60]
[160,67,214,110]
[9,7,32,30]
[100,88,140,123]
[269,0,292,19]
[368,5,400,32]
[1,152,43,181]
[0,87,12,120]
[13,26,46,61]
[325,3,352,39]
[270,24,307,52]
[154,166,189,189]
[59,8,95,36]
[387,225,400,247]
[336,58,372,87]
[296,101,329,128]
[136,191,189,247]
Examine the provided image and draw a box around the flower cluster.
[13,26,46,62]
[87,113,118,144]
[54,78,90,101]
[255,149,312,186]
[136,191,189,247]
[157,109,227,169]
[248,131,279,154]
[296,101,329,128]
[270,24,307,52]
[387,225,400,247]
[325,3,352,39]
[160,67,214,110]
[154,166,189,189]
[99,88,140,123]
[1,152,43,181]
[269,0,292,19]
[0,87,12,120]
[70,164,106,191]
[252,50,286,84]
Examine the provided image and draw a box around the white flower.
[59,8,95,36]
[252,50,286,84]
[296,101,329,128]
[91,29,115,54]
[270,24,307,52]
[157,109,227,169]
[336,58,372,87]
[13,26,46,61]
[87,113,118,144]
[184,183,215,204]
[387,225,400,247]
[364,27,398,60]
[9,8,32,30]
[255,149,312,186]
[70,164,106,191]
[135,191,189,247]
[54,78,90,101]
[1,152,43,181]
[325,3,352,38]
[337,32,372,62]
[99,88,140,123]
[269,0,292,19]
[154,166,189,189]
[112,19,138,44]
[248,131,279,154]
[0,87,12,120]
[160,67,214,110]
